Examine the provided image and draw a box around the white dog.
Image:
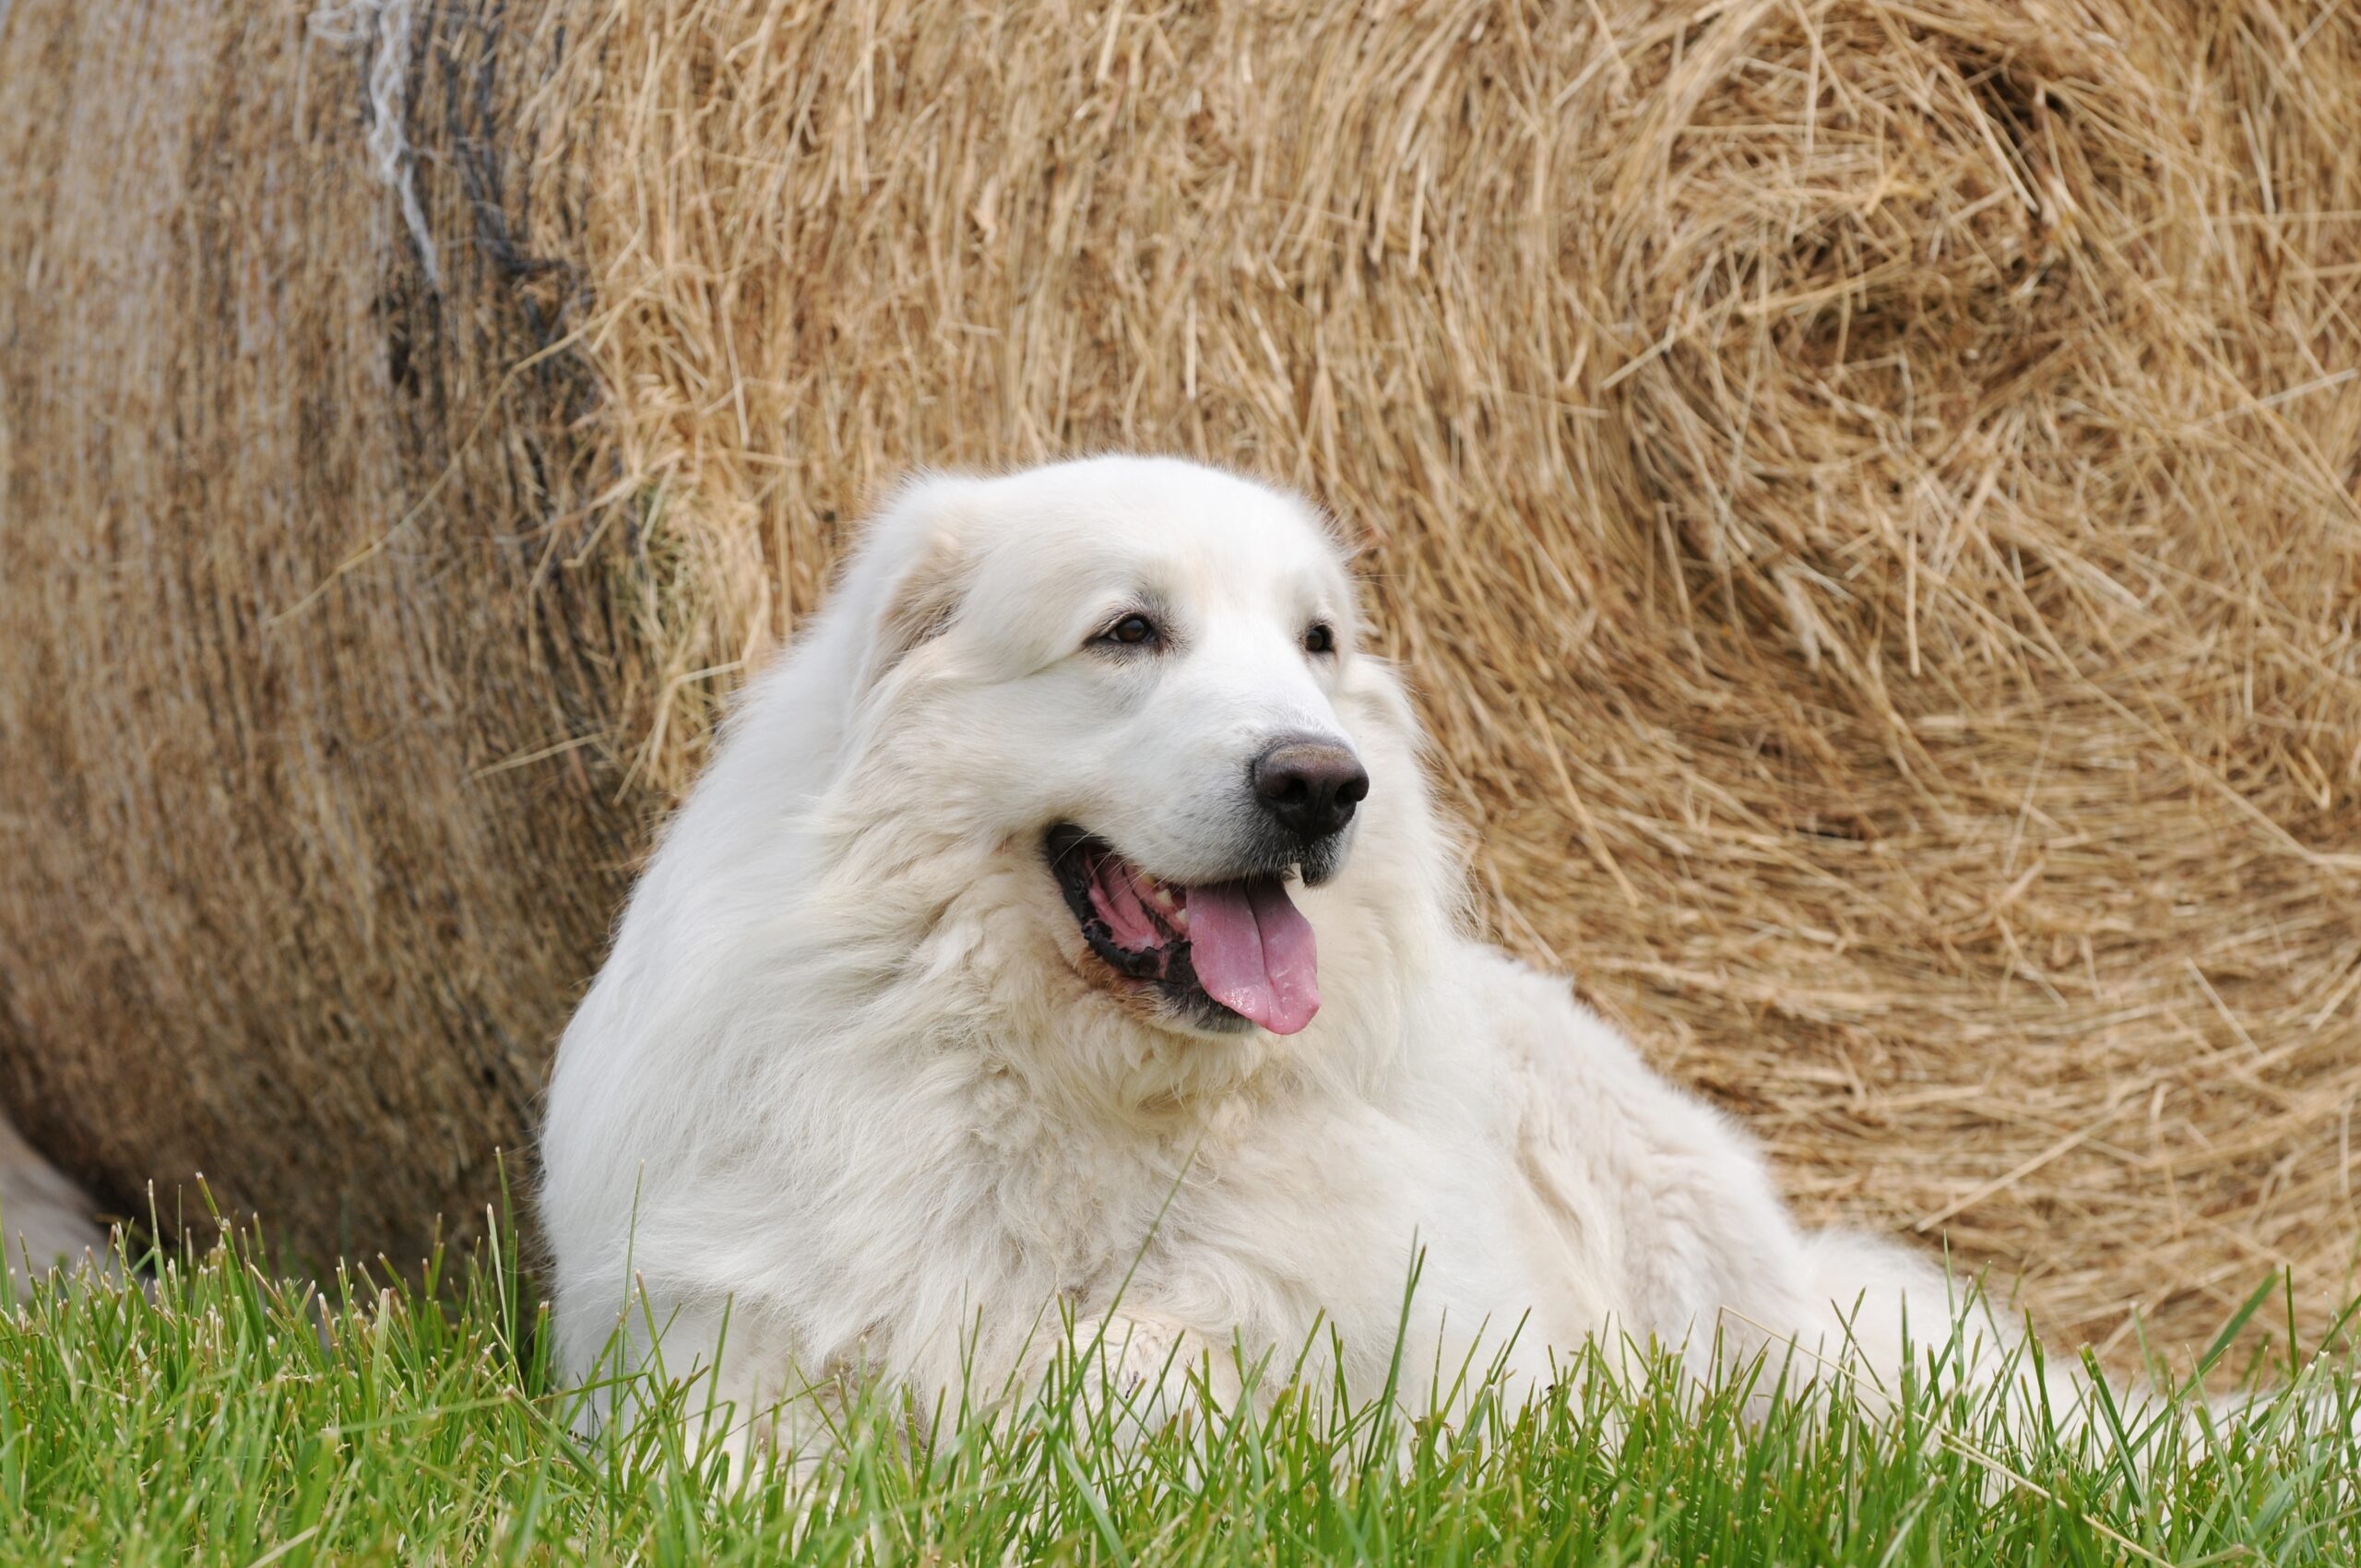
[540,456,2008,1454]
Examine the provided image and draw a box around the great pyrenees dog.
[540,456,2021,1455]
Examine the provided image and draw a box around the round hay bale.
[2,0,2356,1357]
[0,0,631,1265]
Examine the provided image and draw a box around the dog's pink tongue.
[1185,879,1319,1035]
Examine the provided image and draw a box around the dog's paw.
[1063,1313,1237,1440]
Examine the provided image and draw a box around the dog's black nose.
[1252,738,1370,841]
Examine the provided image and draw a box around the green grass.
[0,1226,2355,1566]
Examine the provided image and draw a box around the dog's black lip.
[1046,826,1169,981]
[1044,825,1256,1033]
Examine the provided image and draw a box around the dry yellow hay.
[2,0,2356,1360]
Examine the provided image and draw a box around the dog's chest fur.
[953,1039,1545,1370]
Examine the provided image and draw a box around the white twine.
[309,0,443,290]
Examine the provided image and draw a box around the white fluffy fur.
[540,456,2011,1454]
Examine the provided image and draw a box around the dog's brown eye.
[1304,623,1335,655]
[1101,613,1158,647]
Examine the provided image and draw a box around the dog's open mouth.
[1046,826,1319,1035]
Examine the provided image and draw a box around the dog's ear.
[847,479,977,699]
[872,526,965,676]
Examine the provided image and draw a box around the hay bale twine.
[3,0,2356,1355]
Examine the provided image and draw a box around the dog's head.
[796,457,1447,1050]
